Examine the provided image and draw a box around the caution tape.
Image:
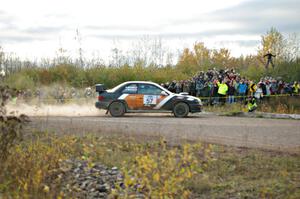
[197,93,300,100]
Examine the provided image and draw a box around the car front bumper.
[189,103,202,113]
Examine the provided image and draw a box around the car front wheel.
[109,101,125,117]
[173,102,189,118]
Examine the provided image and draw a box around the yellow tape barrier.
[198,93,300,100]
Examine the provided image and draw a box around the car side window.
[121,84,138,94]
[138,84,163,95]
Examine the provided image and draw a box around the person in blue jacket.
[237,79,247,102]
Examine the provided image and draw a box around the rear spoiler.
[95,84,106,93]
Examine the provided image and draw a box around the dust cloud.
[6,102,102,117]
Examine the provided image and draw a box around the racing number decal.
[123,94,168,110]
[143,95,157,105]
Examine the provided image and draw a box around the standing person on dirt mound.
[264,51,276,69]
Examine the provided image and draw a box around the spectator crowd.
[161,68,300,105]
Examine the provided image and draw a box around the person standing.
[211,80,219,105]
[189,79,196,96]
[202,82,210,104]
[264,51,276,69]
[254,83,263,102]
[195,77,204,97]
[217,79,228,105]
[265,80,271,101]
[237,79,247,102]
[175,81,182,94]
[227,81,236,104]
[270,79,278,95]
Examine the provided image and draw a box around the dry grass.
[0,133,299,198]
[205,96,300,114]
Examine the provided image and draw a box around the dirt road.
[28,111,300,153]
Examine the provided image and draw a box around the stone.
[97,185,107,192]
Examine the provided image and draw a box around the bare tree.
[283,33,300,62]
[75,29,84,68]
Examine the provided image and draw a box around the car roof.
[109,81,172,94]
[123,81,155,84]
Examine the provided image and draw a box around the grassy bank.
[0,132,299,198]
[205,96,300,114]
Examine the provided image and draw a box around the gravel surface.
[28,111,300,153]
[58,160,124,199]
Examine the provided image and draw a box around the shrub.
[4,73,35,90]
[112,141,212,198]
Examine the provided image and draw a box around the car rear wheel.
[173,102,189,118]
[109,101,125,117]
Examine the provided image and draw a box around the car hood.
[174,93,202,105]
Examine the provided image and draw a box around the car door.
[136,84,167,110]
[119,83,138,110]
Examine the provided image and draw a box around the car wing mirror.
[160,91,168,96]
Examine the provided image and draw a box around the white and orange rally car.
[95,81,202,117]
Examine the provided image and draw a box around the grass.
[0,132,299,198]
[189,146,300,198]
[204,96,300,115]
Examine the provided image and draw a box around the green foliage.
[4,63,192,89]
[240,65,266,81]
[5,73,35,90]
[267,60,300,81]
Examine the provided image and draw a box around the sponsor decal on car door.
[119,84,138,110]
[135,94,166,110]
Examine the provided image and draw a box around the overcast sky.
[0,0,299,62]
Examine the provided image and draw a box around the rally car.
[95,81,202,117]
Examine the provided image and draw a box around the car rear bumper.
[95,101,108,109]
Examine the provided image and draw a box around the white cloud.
[0,0,299,61]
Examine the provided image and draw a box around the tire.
[173,102,189,118]
[109,101,125,117]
